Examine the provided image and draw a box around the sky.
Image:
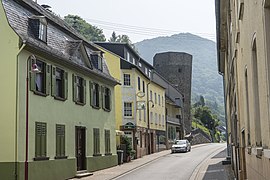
[37,0,216,43]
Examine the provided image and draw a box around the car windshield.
[175,140,186,145]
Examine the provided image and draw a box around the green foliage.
[64,14,106,42]
[121,136,132,156]
[192,121,211,137]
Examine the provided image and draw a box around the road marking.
[200,169,225,173]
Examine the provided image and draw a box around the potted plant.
[130,149,136,160]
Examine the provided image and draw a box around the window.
[150,90,153,101]
[29,17,47,42]
[52,67,68,100]
[73,75,86,105]
[143,108,146,122]
[90,82,100,108]
[124,102,132,117]
[150,112,153,124]
[30,60,50,96]
[123,74,131,86]
[158,95,161,105]
[93,128,100,155]
[138,62,142,67]
[139,109,142,120]
[132,57,135,64]
[159,114,161,125]
[162,115,165,126]
[148,70,152,78]
[91,54,103,71]
[154,93,157,104]
[35,122,48,160]
[138,77,141,91]
[155,113,157,124]
[56,124,66,158]
[142,81,145,93]
[145,67,148,75]
[162,96,164,107]
[105,130,111,155]
[102,87,111,111]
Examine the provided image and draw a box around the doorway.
[75,126,86,171]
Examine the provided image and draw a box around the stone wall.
[153,52,192,133]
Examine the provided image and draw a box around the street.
[113,143,227,180]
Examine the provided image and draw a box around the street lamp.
[25,55,41,180]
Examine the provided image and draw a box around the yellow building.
[216,0,270,179]
[96,42,166,158]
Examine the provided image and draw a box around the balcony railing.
[166,115,181,125]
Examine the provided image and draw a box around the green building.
[0,0,119,179]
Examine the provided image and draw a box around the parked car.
[171,139,191,153]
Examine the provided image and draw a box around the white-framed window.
[145,67,148,75]
[124,102,132,117]
[123,74,131,86]
[148,70,151,78]
[132,58,135,64]
[138,62,142,67]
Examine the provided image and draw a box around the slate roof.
[2,0,117,84]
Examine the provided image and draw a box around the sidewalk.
[190,148,235,180]
[73,144,235,180]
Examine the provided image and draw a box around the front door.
[75,126,86,171]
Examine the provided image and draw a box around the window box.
[33,157,49,161]
[54,156,68,160]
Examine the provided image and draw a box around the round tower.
[153,52,192,133]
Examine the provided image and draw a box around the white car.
[171,139,191,153]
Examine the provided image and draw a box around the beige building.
[216,0,270,179]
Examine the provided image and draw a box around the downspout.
[146,81,151,154]
[16,42,26,180]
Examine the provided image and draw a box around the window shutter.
[83,79,86,105]
[97,129,100,154]
[51,66,56,97]
[73,74,77,102]
[89,81,93,106]
[46,64,51,96]
[101,86,105,110]
[41,123,47,157]
[35,122,42,157]
[109,89,112,111]
[30,59,36,92]
[64,72,68,100]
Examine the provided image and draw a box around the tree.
[109,31,118,42]
[108,32,136,50]
[64,14,106,42]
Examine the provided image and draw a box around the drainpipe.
[16,42,26,180]
[146,81,151,154]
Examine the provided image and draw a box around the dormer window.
[29,16,47,43]
[91,54,103,71]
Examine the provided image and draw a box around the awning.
[116,130,125,136]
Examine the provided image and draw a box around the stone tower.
[153,52,192,133]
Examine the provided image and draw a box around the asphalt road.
[114,143,226,180]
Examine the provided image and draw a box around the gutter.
[16,41,26,180]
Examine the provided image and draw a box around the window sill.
[33,91,47,97]
[124,116,133,118]
[75,101,85,106]
[33,156,49,161]
[105,153,112,156]
[93,153,102,157]
[103,108,111,112]
[91,105,101,110]
[54,96,66,101]
[55,156,68,159]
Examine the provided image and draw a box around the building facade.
[0,0,118,179]
[96,42,166,157]
[216,0,270,179]
[153,52,192,134]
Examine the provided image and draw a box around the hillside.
[135,33,225,123]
